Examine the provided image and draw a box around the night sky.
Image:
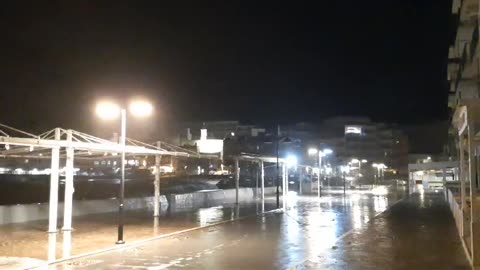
[0,1,453,135]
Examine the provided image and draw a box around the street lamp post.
[263,128,293,209]
[308,148,319,196]
[96,100,153,244]
[360,159,367,177]
[118,108,126,244]
[262,125,293,209]
[318,152,322,197]
[372,163,386,186]
[372,163,378,186]
[273,136,292,209]
[380,163,386,182]
[351,159,359,178]
[308,148,333,198]
[276,138,280,209]
[351,158,367,178]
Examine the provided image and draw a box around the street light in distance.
[320,148,333,156]
[286,154,298,167]
[309,148,334,198]
[372,163,387,185]
[264,134,292,209]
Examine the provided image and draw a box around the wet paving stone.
[48,189,469,270]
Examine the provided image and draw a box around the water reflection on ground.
[0,197,278,264]
[47,188,429,270]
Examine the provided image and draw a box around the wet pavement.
[44,187,472,270]
[0,199,278,263]
[299,191,469,270]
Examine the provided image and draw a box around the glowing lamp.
[129,100,153,117]
[96,101,120,120]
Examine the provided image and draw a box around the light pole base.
[116,240,125,245]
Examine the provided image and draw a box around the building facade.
[172,121,268,156]
[318,117,409,178]
[170,119,408,178]
[447,0,480,266]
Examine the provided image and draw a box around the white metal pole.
[359,161,362,178]
[318,153,322,198]
[255,162,259,199]
[47,233,57,262]
[260,160,265,200]
[282,164,286,211]
[285,164,289,210]
[236,202,240,219]
[285,166,289,194]
[154,141,161,217]
[235,159,240,204]
[48,128,61,233]
[299,167,304,196]
[442,168,446,185]
[260,160,265,213]
[408,171,413,194]
[62,130,74,231]
[117,109,127,244]
[276,140,280,208]
[154,216,159,235]
[62,231,72,259]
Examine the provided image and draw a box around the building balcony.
[450,77,480,108]
[450,45,468,93]
[459,0,478,24]
[448,61,460,82]
[449,46,461,62]
[449,93,458,109]
[461,25,480,79]
[456,22,475,44]
[449,77,457,94]
[449,45,457,57]
[458,79,480,99]
[451,26,480,92]
[452,99,480,139]
[452,0,461,14]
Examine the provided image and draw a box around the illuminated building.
[318,117,408,178]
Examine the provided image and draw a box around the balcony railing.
[452,24,479,94]
[448,94,458,108]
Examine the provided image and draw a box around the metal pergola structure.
[0,122,305,247]
[0,123,219,233]
[237,153,332,205]
[235,153,296,210]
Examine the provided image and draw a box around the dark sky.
[0,1,453,135]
